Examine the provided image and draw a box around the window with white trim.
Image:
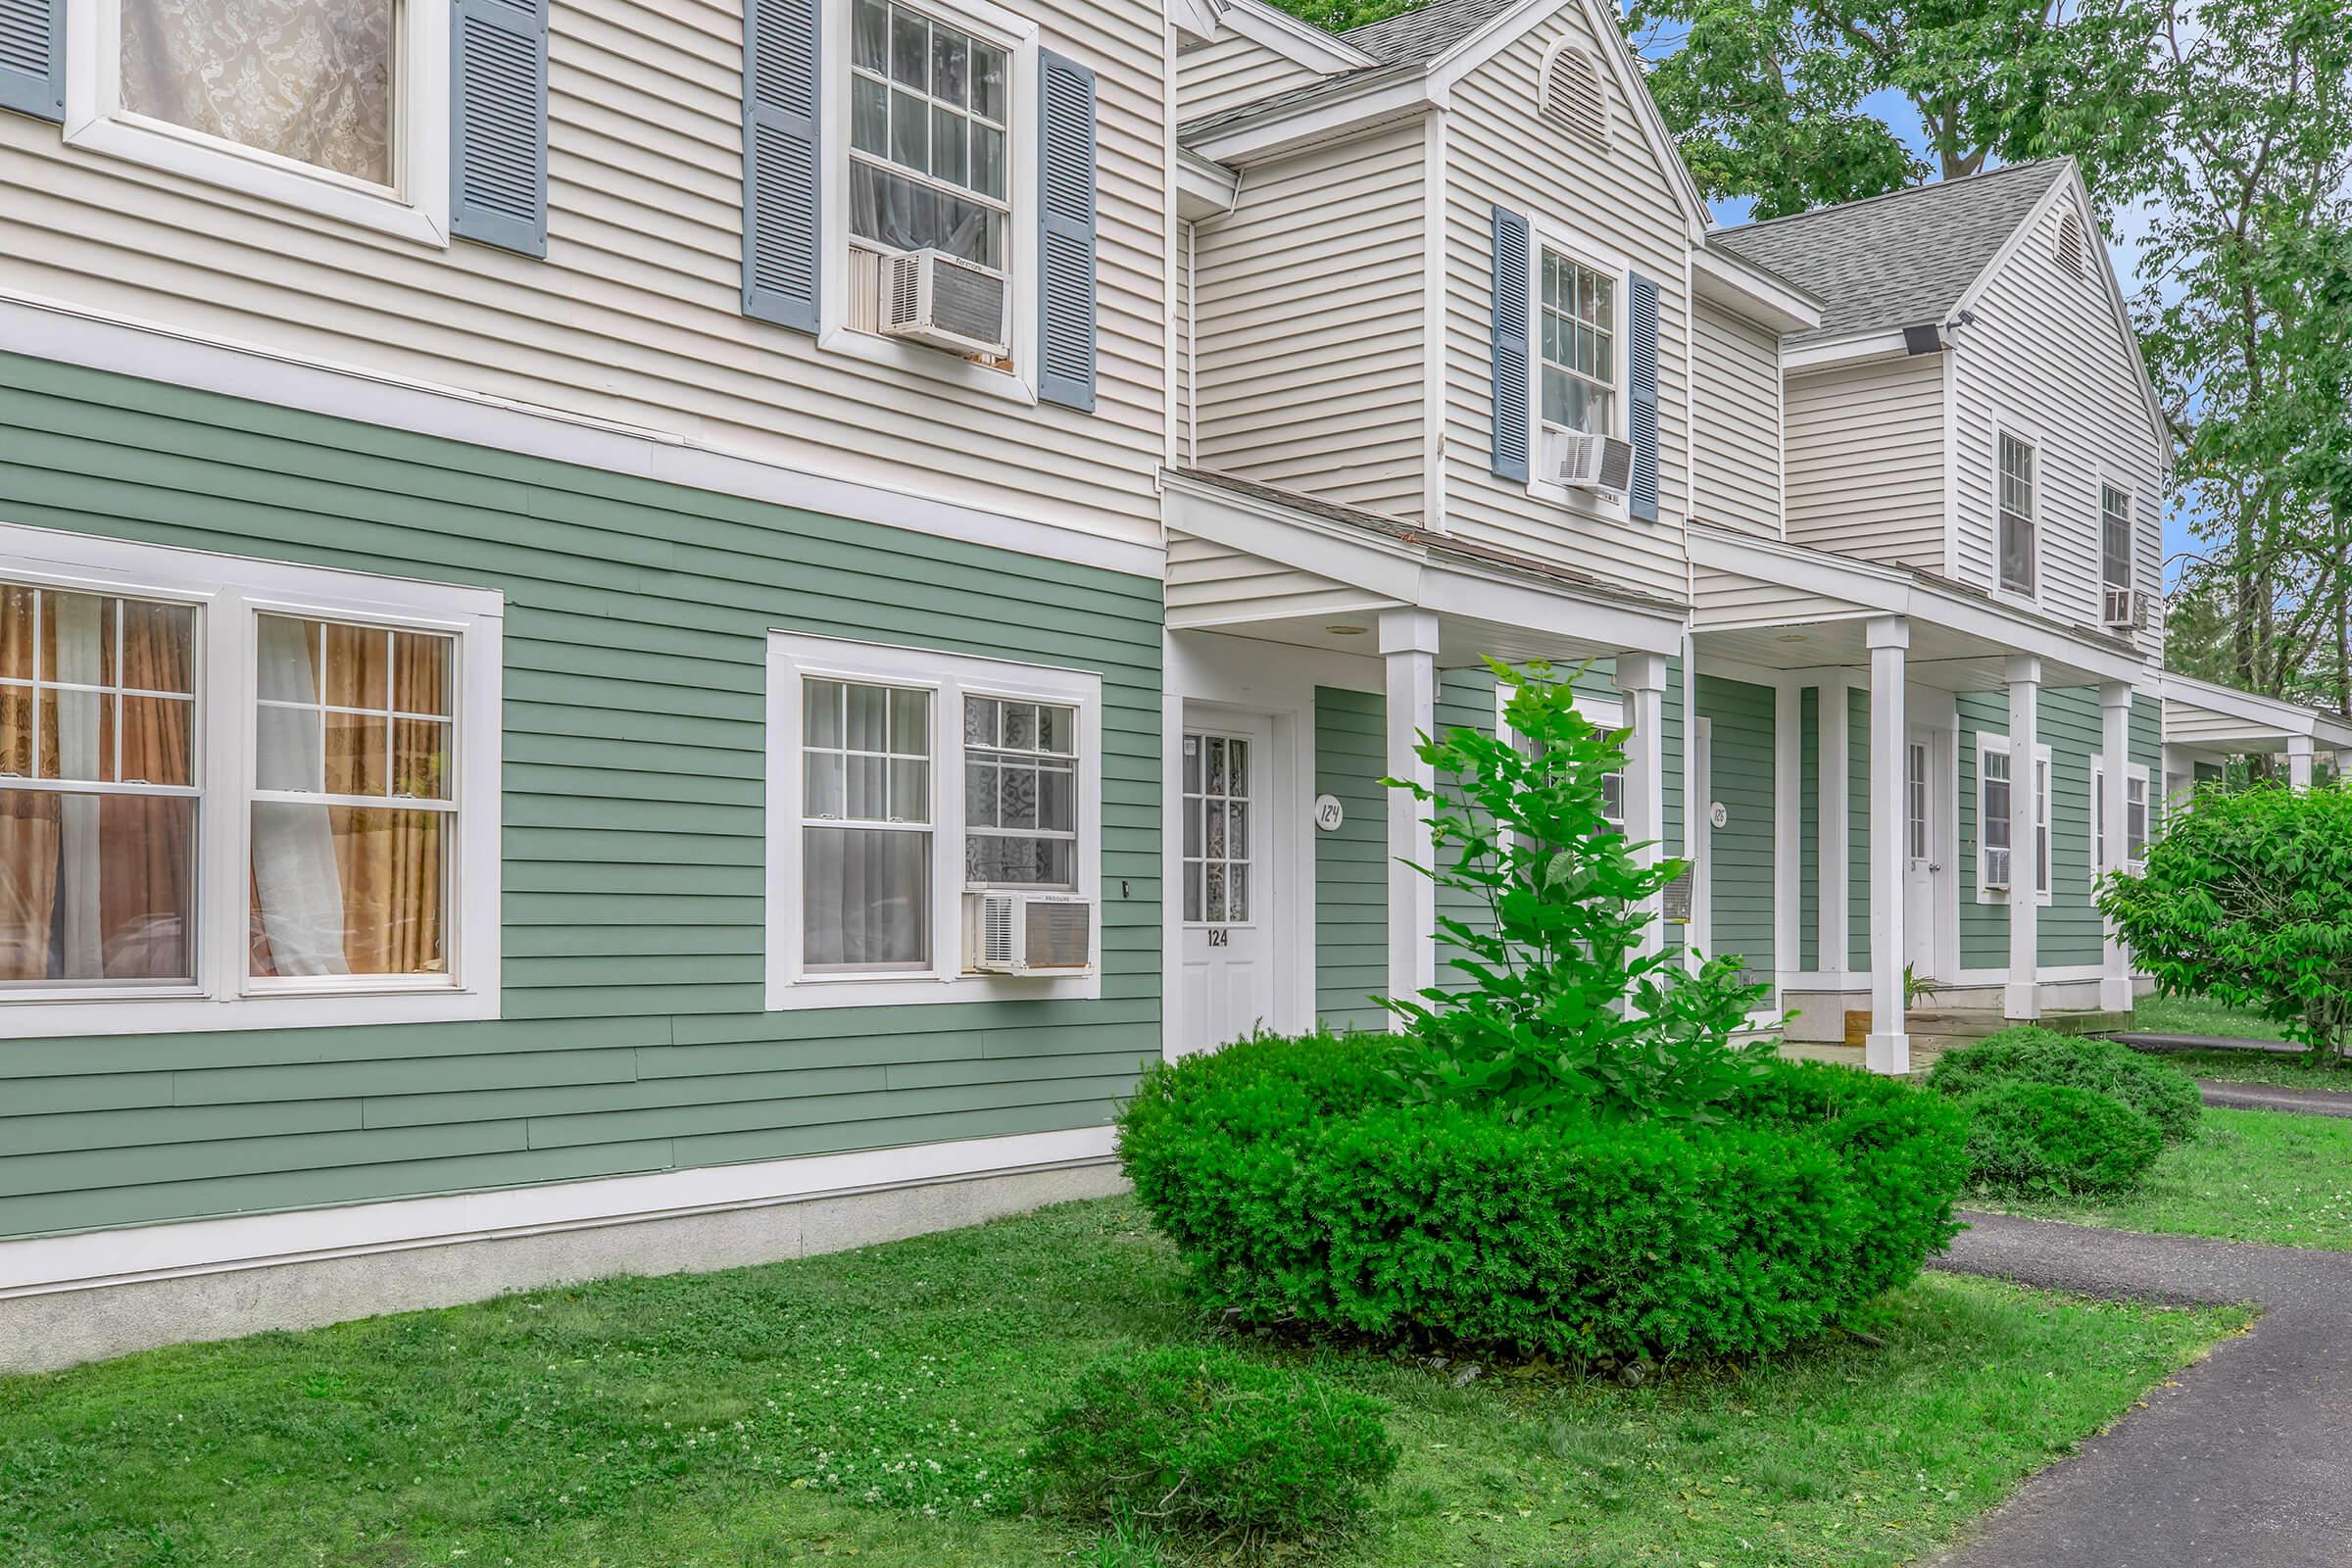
[1977,735,2051,904]
[1539,250,1617,440]
[849,0,1011,270]
[765,633,1102,1007]
[0,527,503,1037]
[64,0,452,244]
[1997,431,2037,597]
[2100,482,2133,605]
[1496,687,1625,836]
[2092,760,2152,873]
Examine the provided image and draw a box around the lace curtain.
[120,0,395,186]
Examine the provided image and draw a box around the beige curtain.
[120,0,395,186]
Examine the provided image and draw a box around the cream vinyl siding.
[1164,530,1365,623]
[1951,190,2166,654]
[1190,118,1427,519]
[0,0,1167,550]
[1783,353,1945,570]
[1177,220,1196,464]
[1176,31,1327,122]
[1692,566,1850,627]
[1691,298,1783,538]
[1442,4,1694,603]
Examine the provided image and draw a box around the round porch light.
[1326,624,1369,636]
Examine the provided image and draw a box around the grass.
[1986,1104,2352,1250]
[2129,993,2294,1044]
[2140,1048,2352,1093]
[0,1198,2245,1568]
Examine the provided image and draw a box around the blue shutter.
[1037,50,1098,412]
[1490,206,1531,482]
[1627,270,1660,521]
[743,0,820,332]
[450,0,549,256]
[0,0,64,122]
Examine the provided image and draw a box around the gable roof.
[1340,0,1527,63]
[1710,160,2070,346]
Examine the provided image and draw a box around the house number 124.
[1206,929,1230,947]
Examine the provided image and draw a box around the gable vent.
[2055,211,2087,280]
[1542,46,1608,149]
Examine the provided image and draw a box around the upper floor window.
[2101,481,2133,595]
[65,0,454,244]
[1997,431,2037,597]
[1540,251,1615,439]
[849,0,1010,271]
[0,525,503,1037]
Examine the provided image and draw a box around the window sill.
[818,324,1039,406]
[1989,585,2041,615]
[1973,888,2056,907]
[0,983,498,1040]
[1523,477,1635,519]
[765,968,1101,1010]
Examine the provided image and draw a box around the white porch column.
[2336,749,2352,785]
[2098,682,2133,1012]
[1615,653,1669,955]
[2005,655,2042,1020]
[1866,617,1909,1074]
[2288,735,2316,791]
[1380,609,1440,1015]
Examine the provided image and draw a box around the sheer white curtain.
[51,595,104,977]
[804,827,928,967]
[253,615,350,976]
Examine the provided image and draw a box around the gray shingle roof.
[1178,61,1422,145]
[1710,160,2071,345]
[1340,0,1525,64]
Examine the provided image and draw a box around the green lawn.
[2142,1048,2352,1093]
[1986,1105,2352,1250]
[0,1199,2245,1568]
[2129,993,2294,1044]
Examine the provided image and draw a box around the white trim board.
[0,1126,1117,1297]
[0,292,1164,580]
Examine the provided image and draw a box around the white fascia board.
[1691,246,1823,334]
[1782,329,1917,373]
[1217,0,1379,72]
[1169,0,1226,48]
[2158,671,2352,749]
[1177,149,1240,220]
[1184,73,1439,165]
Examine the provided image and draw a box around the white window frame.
[1523,217,1630,515]
[764,632,1101,1009]
[0,520,503,1039]
[2091,759,2152,874]
[817,0,1042,405]
[1993,424,2040,603]
[1975,733,2052,906]
[63,0,452,246]
[1494,685,1626,839]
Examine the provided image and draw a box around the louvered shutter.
[742,0,820,332]
[1490,205,1531,482]
[0,0,63,122]
[450,0,548,255]
[1038,50,1098,412]
[1627,270,1660,521]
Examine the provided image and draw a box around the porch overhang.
[1161,467,1689,664]
[2159,672,2352,759]
[1687,524,2152,690]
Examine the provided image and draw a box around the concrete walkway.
[2117,1031,2303,1055]
[2199,1079,2352,1119]
[1930,1213,2352,1567]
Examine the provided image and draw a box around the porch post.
[2288,735,2316,791]
[2098,682,2133,1012]
[2005,655,2042,1020]
[2337,749,2352,785]
[1615,653,1669,955]
[1380,609,1440,1016]
[1866,617,1909,1074]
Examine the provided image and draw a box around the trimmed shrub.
[1962,1081,2163,1197]
[1118,1035,1967,1362]
[1029,1345,1397,1545]
[1927,1026,2202,1144]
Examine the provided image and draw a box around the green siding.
[0,354,1163,1240]
[1314,686,1388,1030]
[1434,667,1498,994]
[1798,687,1819,971]
[1848,687,1870,973]
[1698,675,1775,979]
[1662,657,1684,858]
[1956,687,2108,970]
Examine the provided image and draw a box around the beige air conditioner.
[2102,586,2151,632]
[1543,428,1635,493]
[1983,846,2013,892]
[880,249,1009,358]
[966,891,1094,975]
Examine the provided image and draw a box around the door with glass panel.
[1903,729,1939,979]
[1175,715,1274,1057]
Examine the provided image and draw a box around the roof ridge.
[1713,158,2071,239]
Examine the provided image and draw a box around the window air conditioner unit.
[1543,428,1635,492]
[1984,847,2012,891]
[966,891,1094,975]
[2102,586,2150,631]
[881,249,1009,359]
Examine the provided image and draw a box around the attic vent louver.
[2056,211,2087,280]
[1542,46,1608,150]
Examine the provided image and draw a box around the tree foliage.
[1380,660,1776,1122]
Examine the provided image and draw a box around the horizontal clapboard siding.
[0,355,1162,1239]
[1314,685,1387,1031]
[1699,674,1774,979]
[1955,685,2107,971]
[1175,30,1325,122]
[0,0,1166,551]
[1691,299,1783,538]
[1785,354,1944,571]
[1433,665,1497,992]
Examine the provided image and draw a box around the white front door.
[1903,729,1938,978]
[1175,716,1275,1055]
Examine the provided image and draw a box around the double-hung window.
[2092,760,2151,874]
[1977,735,2051,904]
[1997,432,2037,597]
[1539,251,1616,440]
[0,526,503,1037]
[767,633,1101,1007]
[2100,482,2134,618]
[849,0,1011,272]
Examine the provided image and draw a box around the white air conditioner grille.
[878,250,1009,358]
[1984,846,2012,890]
[976,892,1018,968]
[967,891,1093,974]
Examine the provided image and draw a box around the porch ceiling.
[1696,613,2118,691]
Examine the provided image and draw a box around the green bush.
[1962,1081,2163,1197]
[1118,1035,1967,1362]
[1926,1026,2202,1144]
[1029,1345,1397,1546]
